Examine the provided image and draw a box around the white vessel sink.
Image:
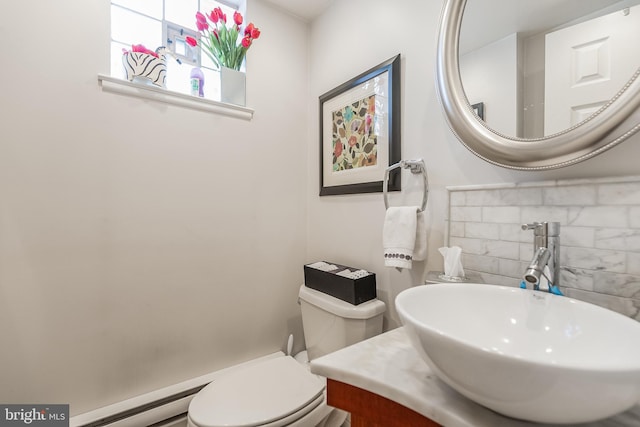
[395,283,640,424]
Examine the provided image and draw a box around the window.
[110,0,244,101]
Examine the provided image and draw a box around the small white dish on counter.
[395,283,640,424]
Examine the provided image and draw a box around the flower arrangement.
[186,8,261,71]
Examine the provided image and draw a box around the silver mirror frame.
[436,0,640,170]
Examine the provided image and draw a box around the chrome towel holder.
[383,159,429,212]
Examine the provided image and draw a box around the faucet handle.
[521,222,561,236]
[521,222,543,231]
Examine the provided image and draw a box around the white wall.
[0,0,308,415]
[460,33,519,136]
[307,0,640,330]
[2,0,640,415]
[522,32,546,138]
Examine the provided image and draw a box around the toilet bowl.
[187,355,332,427]
[187,284,386,427]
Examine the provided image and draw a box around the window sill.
[97,74,254,120]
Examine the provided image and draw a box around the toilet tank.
[298,285,386,361]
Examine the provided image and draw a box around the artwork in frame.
[471,102,485,121]
[319,54,401,196]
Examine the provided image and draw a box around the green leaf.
[195,22,250,70]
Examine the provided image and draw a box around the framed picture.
[319,55,401,196]
[471,102,485,121]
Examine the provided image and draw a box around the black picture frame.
[472,102,485,121]
[319,55,401,196]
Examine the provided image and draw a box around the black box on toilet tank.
[303,262,376,305]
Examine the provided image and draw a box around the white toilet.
[187,284,386,427]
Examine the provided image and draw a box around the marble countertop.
[310,327,640,427]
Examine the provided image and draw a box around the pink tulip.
[208,9,219,23]
[212,7,224,23]
[234,11,243,26]
[194,7,261,69]
[245,23,260,39]
[196,20,208,31]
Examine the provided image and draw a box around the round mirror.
[436,0,640,170]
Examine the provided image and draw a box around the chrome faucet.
[521,222,560,291]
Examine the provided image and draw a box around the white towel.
[383,207,427,269]
[414,210,427,262]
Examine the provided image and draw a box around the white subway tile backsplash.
[446,176,640,320]
[449,237,484,254]
[568,206,628,228]
[543,186,597,206]
[592,271,640,299]
[485,240,520,260]
[521,206,568,224]
[466,188,542,206]
[559,267,594,292]
[452,237,519,260]
[498,258,528,278]
[499,224,524,242]
[450,221,465,237]
[562,226,595,248]
[465,222,501,240]
[482,206,520,223]
[519,243,534,262]
[450,191,466,206]
[630,207,640,228]
[595,228,640,252]
[628,252,640,275]
[450,206,482,222]
[464,190,496,206]
[563,246,626,272]
[598,183,640,205]
[476,272,520,287]
[462,254,500,275]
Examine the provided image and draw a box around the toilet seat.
[188,356,325,427]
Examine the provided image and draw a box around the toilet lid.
[189,356,325,427]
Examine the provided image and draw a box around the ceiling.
[261,0,334,21]
[261,0,636,40]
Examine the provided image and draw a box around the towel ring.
[383,159,429,212]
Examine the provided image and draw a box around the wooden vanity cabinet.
[326,379,441,427]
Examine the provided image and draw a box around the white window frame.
[164,21,200,66]
[102,0,253,118]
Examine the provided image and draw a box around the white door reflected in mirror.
[545,5,640,135]
[459,0,640,139]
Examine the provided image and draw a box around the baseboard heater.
[72,386,200,427]
[70,352,283,427]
